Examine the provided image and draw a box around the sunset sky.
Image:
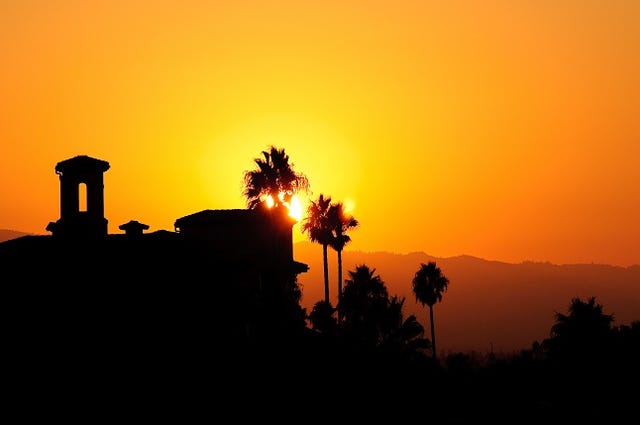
[1,0,638,266]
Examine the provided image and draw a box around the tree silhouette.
[610,320,640,367]
[242,145,310,209]
[379,295,430,360]
[328,201,358,317]
[412,262,450,361]
[543,296,614,363]
[339,264,389,348]
[309,300,338,335]
[538,296,630,419]
[340,264,428,360]
[301,194,333,303]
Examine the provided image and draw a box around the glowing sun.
[265,192,303,221]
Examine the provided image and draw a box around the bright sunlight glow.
[265,195,275,208]
[287,195,302,221]
[264,192,303,221]
[343,198,355,214]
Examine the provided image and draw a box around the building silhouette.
[2,155,310,372]
[45,155,111,239]
[2,154,308,281]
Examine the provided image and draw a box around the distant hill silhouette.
[294,241,640,354]
[0,229,33,242]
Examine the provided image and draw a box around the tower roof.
[55,155,110,174]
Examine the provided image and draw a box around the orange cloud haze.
[1,0,638,266]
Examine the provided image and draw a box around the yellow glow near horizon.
[1,1,639,266]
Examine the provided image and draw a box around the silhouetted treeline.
[4,243,638,422]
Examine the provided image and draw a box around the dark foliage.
[242,145,310,209]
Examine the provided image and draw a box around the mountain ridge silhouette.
[0,229,34,242]
[294,240,640,354]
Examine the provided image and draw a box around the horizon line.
[2,228,637,269]
[293,240,640,269]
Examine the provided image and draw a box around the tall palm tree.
[328,202,359,299]
[411,262,450,361]
[301,194,333,303]
[242,145,309,209]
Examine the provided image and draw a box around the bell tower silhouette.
[46,155,111,239]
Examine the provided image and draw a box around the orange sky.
[1,1,638,266]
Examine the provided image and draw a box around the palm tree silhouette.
[341,264,388,310]
[412,262,450,361]
[544,296,614,362]
[328,202,358,302]
[309,300,338,335]
[301,194,333,303]
[382,296,430,359]
[339,264,389,348]
[242,145,310,209]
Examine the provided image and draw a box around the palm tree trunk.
[337,249,343,321]
[429,305,437,361]
[322,243,330,303]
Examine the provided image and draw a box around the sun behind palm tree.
[242,145,310,210]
